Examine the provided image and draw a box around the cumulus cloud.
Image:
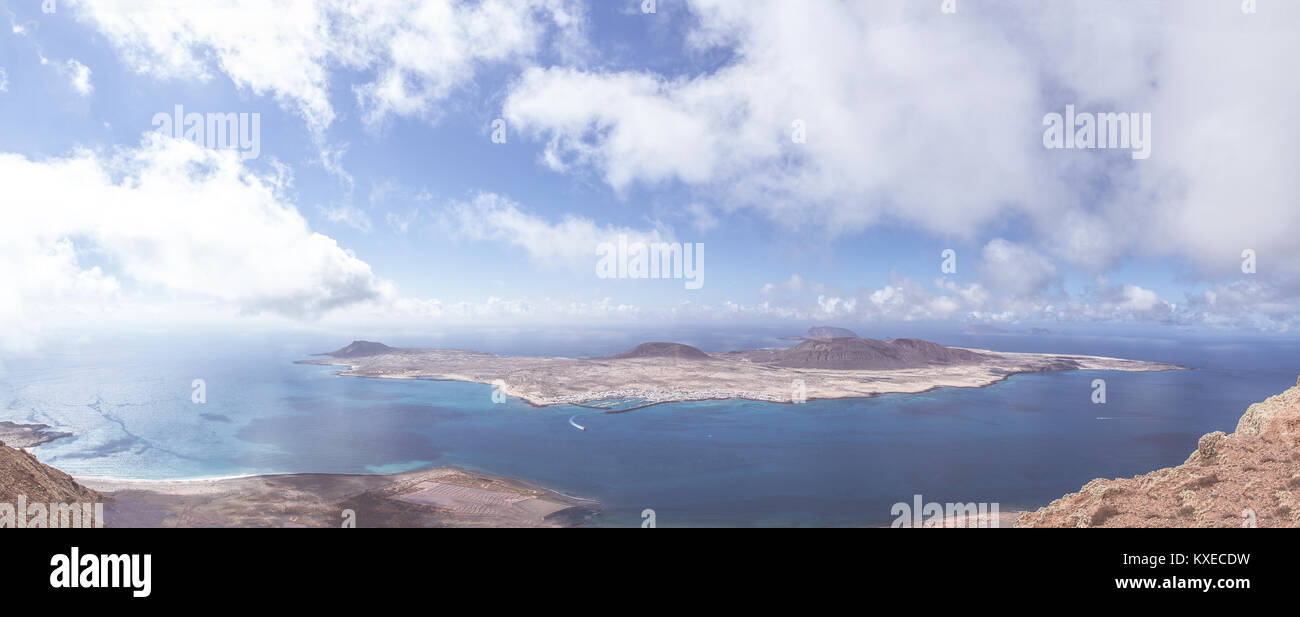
[504,1,1053,235]
[750,266,1201,329]
[0,134,384,350]
[20,0,1298,335]
[69,0,585,132]
[502,0,1300,282]
[344,0,586,128]
[979,239,1060,298]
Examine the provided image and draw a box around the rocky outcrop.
[609,342,712,361]
[1018,376,1300,528]
[325,340,395,358]
[0,442,102,505]
[761,337,985,370]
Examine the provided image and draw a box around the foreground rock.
[1018,376,1300,528]
[302,339,1180,407]
[0,441,102,505]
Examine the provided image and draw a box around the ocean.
[1,326,1297,527]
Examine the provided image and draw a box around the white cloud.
[505,67,729,190]
[979,239,1060,298]
[0,67,7,92]
[344,0,586,128]
[744,268,1213,329]
[1117,285,1162,313]
[0,134,385,350]
[69,0,585,132]
[504,1,1054,235]
[16,0,1298,335]
[1183,277,1300,331]
[816,294,858,319]
[61,58,92,95]
[503,0,1300,283]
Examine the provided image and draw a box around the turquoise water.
[1,330,1297,526]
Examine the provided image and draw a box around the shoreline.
[0,421,75,449]
[72,472,266,486]
[77,464,600,503]
[77,464,600,528]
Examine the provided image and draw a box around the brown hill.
[0,442,102,505]
[1018,375,1300,528]
[325,340,394,358]
[609,342,712,361]
[760,337,984,370]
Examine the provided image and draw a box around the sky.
[1,0,1298,351]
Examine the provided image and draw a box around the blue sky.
[1,0,1298,350]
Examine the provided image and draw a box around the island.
[299,332,1183,407]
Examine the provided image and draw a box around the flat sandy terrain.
[79,467,597,528]
[0,421,73,448]
[302,346,1180,407]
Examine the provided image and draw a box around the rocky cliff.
[1018,376,1300,528]
[0,441,102,505]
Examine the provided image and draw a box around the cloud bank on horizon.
[1,0,1298,350]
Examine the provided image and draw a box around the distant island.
[301,332,1182,407]
[803,326,860,339]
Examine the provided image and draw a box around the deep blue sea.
[1,326,1297,527]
